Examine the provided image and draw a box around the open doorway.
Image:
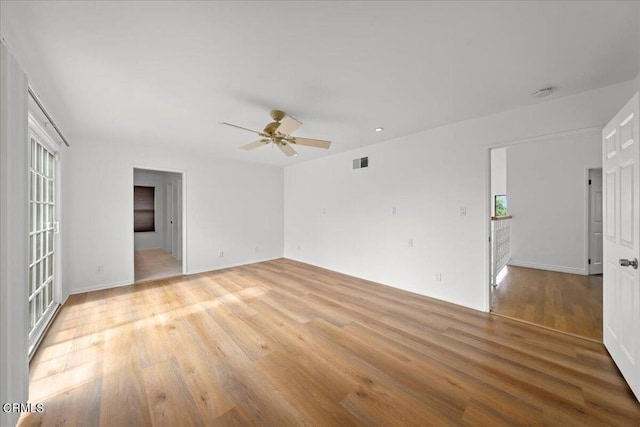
[488,131,604,341]
[133,168,185,282]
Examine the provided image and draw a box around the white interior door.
[167,181,173,254]
[603,92,640,402]
[589,169,603,275]
[173,178,182,261]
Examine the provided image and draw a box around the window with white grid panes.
[29,136,56,336]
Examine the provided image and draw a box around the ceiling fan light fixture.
[374,127,384,132]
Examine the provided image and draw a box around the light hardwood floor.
[135,248,182,283]
[20,259,639,426]
[491,266,603,341]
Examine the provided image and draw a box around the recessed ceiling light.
[374,127,384,132]
[531,87,553,98]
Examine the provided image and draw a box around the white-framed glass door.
[28,122,60,355]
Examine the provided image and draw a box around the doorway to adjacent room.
[133,168,185,282]
[488,131,604,341]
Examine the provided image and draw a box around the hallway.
[491,266,603,341]
[134,249,182,283]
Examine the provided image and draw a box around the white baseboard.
[508,259,587,275]
[173,256,284,277]
[69,258,283,295]
[283,256,486,312]
[70,279,133,295]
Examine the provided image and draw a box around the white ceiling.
[1,1,638,166]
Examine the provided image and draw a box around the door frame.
[485,126,602,312]
[130,166,187,283]
[584,167,604,275]
[27,112,63,357]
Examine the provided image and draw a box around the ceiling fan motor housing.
[264,122,280,135]
[264,110,287,135]
[270,110,286,121]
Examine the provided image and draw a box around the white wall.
[635,5,640,93]
[284,81,633,311]
[0,42,29,427]
[63,142,284,294]
[507,133,601,274]
[133,169,167,250]
[490,147,507,217]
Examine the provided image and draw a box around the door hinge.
[588,258,591,264]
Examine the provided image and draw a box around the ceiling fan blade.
[277,115,302,136]
[288,137,331,149]
[239,139,270,151]
[278,142,297,157]
[221,122,266,136]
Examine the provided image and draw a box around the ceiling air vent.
[353,157,369,169]
[531,87,553,98]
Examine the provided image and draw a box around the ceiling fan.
[221,110,331,157]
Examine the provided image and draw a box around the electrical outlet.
[459,207,467,216]
[392,206,397,215]
[297,244,301,251]
[254,246,259,253]
[322,207,327,214]
[219,251,224,258]
[96,265,103,274]
[435,272,442,282]
[408,239,414,248]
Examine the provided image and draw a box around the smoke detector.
[531,87,554,98]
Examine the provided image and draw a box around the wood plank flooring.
[491,266,603,341]
[135,248,182,283]
[20,259,639,426]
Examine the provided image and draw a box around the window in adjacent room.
[134,186,155,232]
[494,194,508,217]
